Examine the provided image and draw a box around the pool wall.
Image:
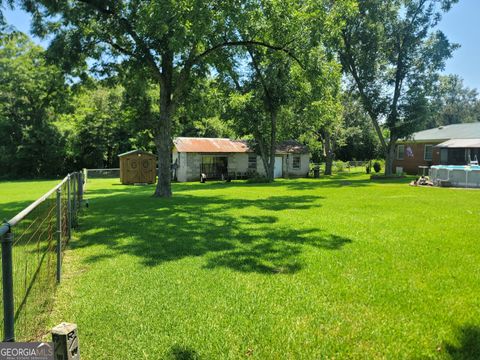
[429,165,480,188]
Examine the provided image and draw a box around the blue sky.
[3,1,480,91]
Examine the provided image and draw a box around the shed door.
[127,158,139,183]
[140,158,153,182]
[274,157,283,178]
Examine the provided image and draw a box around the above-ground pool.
[430,165,480,188]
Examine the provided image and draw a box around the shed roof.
[435,139,480,148]
[411,122,480,141]
[173,137,309,154]
[118,149,156,158]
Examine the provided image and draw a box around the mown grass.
[0,179,61,220]
[3,173,480,358]
[0,179,64,341]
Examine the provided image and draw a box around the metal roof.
[173,137,309,154]
[118,149,156,157]
[411,122,480,141]
[174,138,250,153]
[435,139,480,148]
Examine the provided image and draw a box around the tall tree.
[340,0,458,175]
[336,92,383,162]
[231,51,294,181]
[427,74,480,127]
[175,77,236,139]
[0,30,68,178]
[17,0,299,196]
[225,0,354,179]
[66,85,131,169]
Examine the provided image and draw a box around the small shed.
[118,150,157,185]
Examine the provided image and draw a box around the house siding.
[285,153,310,177]
[174,151,310,182]
[392,141,442,175]
[256,153,309,178]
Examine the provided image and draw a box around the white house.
[172,137,310,182]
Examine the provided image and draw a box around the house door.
[274,157,283,178]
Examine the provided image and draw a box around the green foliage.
[0,31,68,178]
[340,0,459,174]
[0,0,473,183]
[336,92,383,161]
[331,161,345,173]
[175,77,236,138]
[427,74,480,127]
[67,86,131,169]
[222,0,354,179]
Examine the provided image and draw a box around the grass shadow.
[75,185,352,274]
[167,173,412,193]
[444,325,480,359]
[0,200,40,221]
[168,345,200,360]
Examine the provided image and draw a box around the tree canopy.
[0,31,68,177]
[340,0,459,175]
[0,0,472,182]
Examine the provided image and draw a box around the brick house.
[172,137,310,182]
[393,122,480,174]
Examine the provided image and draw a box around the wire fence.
[85,168,120,179]
[0,172,84,342]
[310,160,374,176]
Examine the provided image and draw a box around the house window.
[396,145,405,160]
[424,145,433,161]
[292,155,301,169]
[248,154,257,170]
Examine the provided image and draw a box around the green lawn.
[0,179,61,220]
[0,179,65,341]
[3,173,480,358]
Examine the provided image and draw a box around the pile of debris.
[410,176,434,187]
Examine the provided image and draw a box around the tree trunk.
[256,134,273,182]
[153,53,173,197]
[267,110,277,181]
[384,140,396,176]
[324,131,333,176]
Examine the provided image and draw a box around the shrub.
[334,161,346,173]
[373,161,381,173]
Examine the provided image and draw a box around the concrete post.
[52,322,80,360]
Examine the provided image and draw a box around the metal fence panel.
[0,172,83,341]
